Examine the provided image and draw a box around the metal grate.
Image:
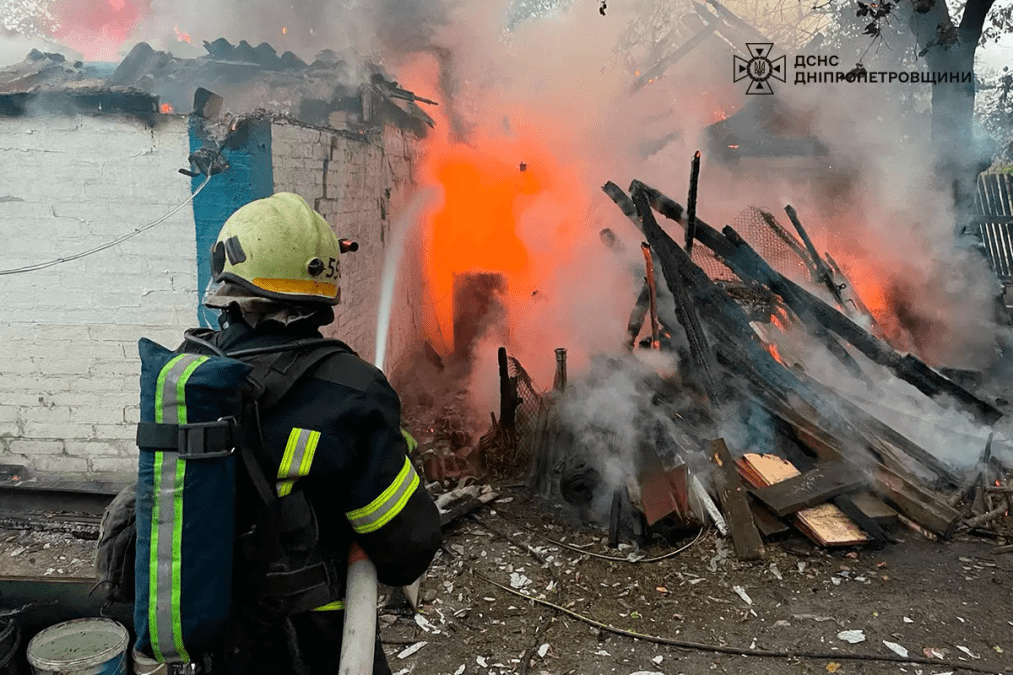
[974,173,1013,283]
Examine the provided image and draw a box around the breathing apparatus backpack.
[111,330,352,673]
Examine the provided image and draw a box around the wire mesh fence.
[509,355,546,460]
[478,353,548,479]
[689,206,813,285]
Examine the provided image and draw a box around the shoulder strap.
[229,340,351,507]
[236,341,351,410]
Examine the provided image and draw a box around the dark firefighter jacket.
[188,317,441,672]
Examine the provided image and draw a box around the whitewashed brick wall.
[271,122,426,380]
[0,115,426,479]
[0,114,197,479]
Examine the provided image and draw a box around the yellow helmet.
[210,192,341,305]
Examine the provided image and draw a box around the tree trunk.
[908,0,996,223]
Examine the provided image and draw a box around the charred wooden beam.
[602,181,643,228]
[721,225,1002,426]
[631,180,683,221]
[800,373,962,486]
[553,347,568,392]
[750,459,866,518]
[685,151,702,257]
[747,495,790,537]
[710,439,764,559]
[498,347,520,432]
[874,464,961,537]
[849,492,899,526]
[630,186,720,401]
[829,494,895,545]
[626,283,652,350]
[784,205,844,307]
[641,243,661,349]
[626,181,867,381]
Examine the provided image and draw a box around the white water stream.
[373,187,442,372]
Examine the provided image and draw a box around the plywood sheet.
[737,453,867,546]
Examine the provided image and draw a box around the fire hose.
[339,544,378,675]
[342,187,435,673]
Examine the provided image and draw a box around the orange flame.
[763,306,792,365]
[765,342,787,366]
[419,133,583,354]
[160,103,173,114]
[174,26,192,43]
[282,26,288,35]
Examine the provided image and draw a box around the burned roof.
[706,98,829,162]
[0,49,158,117]
[0,38,436,135]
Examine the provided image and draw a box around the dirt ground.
[2,488,1011,675]
[377,488,1013,675]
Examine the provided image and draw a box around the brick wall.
[270,122,426,380]
[0,114,426,479]
[0,114,197,479]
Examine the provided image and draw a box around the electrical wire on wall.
[0,172,214,276]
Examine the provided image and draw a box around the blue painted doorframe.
[188,118,274,327]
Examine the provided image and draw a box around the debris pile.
[485,175,1013,558]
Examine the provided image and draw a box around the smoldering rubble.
[445,174,1013,562]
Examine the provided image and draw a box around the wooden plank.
[872,464,960,536]
[830,494,895,544]
[784,371,961,487]
[747,495,790,537]
[849,491,898,525]
[750,459,867,517]
[710,440,764,559]
[737,453,868,546]
[781,412,844,463]
[793,503,869,547]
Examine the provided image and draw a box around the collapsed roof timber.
[0,38,436,136]
[459,176,1013,560]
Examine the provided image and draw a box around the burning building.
[1,1,1011,555]
[0,39,433,478]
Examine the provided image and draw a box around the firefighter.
[195,192,441,674]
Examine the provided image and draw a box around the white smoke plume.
[7,0,1008,470]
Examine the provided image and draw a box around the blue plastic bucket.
[26,619,128,675]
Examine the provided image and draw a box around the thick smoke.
[9,0,1008,468]
[359,1,1011,475]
